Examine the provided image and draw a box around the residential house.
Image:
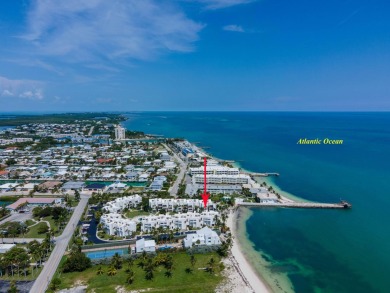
[135,238,156,253]
[183,227,221,248]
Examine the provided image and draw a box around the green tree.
[107,266,117,276]
[125,257,134,272]
[7,280,18,293]
[126,270,135,284]
[190,255,196,268]
[7,222,22,242]
[62,251,91,273]
[144,257,155,280]
[74,190,81,201]
[37,223,49,234]
[164,269,173,278]
[110,253,123,270]
[5,158,17,166]
[50,277,61,291]
[206,257,216,274]
[97,266,104,275]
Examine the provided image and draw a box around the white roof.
[0,183,19,189]
[0,244,16,251]
[21,183,37,189]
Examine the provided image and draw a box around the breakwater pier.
[244,172,280,177]
[237,201,352,209]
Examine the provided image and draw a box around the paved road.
[163,143,188,197]
[88,126,94,136]
[29,194,89,293]
[1,237,43,244]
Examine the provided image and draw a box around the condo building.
[189,166,239,176]
[114,125,126,140]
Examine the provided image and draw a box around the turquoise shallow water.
[124,112,390,293]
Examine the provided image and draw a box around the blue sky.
[0,0,389,111]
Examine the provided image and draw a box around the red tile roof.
[97,158,114,164]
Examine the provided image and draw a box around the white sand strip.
[227,210,271,293]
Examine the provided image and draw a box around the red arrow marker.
[202,192,209,208]
[202,157,209,208]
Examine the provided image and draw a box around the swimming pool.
[85,248,128,260]
[158,245,173,251]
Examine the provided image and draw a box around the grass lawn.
[25,219,36,226]
[53,252,224,293]
[40,215,69,236]
[124,210,150,219]
[24,222,48,238]
[42,216,57,230]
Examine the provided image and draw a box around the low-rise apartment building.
[100,213,137,237]
[140,211,219,232]
[104,195,142,213]
[149,198,216,212]
[192,174,250,185]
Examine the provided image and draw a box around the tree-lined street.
[29,194,89,293]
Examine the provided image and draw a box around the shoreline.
[120,128,303,292]
[225,208,272,293]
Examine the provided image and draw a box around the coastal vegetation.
[0,236,53,281]
[0,113,126,127]
[49,252,223,293]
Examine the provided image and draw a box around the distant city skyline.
[0,0,389,112]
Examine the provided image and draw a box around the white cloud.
[190,0,255,9]
[19,89,44,100]
[23,0,204,63]
[5,58,64,75]
[223,24,245,32]
[0,75,44,100]
[1,89,14,97]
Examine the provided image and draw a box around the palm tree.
[111,253,122,269]
[164,270,172,278]
[144,257,155,280]
[206,257,216,274]
[107,266,117,276]
[164,254,174,270]
[97,266,104,275]
[145,269,154,280]
[126,270,135,284]
[141,251,148,262]
[126,257,134,269]
[137,260,145,269]
[190,255,196,268]
[168,230,174,243]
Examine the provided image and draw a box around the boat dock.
[237,201,352,209]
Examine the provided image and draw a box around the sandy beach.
[223,209,271,293]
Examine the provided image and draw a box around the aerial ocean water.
[123,112,390,293]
